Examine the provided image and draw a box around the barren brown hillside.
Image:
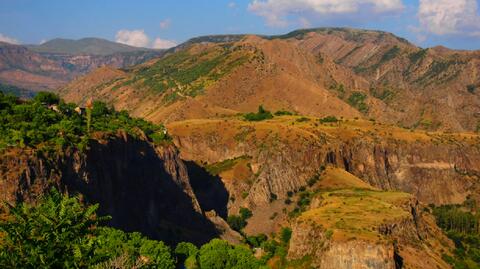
[60,28,480,132]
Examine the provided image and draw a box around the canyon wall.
[0,131,227,244]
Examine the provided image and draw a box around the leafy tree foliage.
[243,105,273,121]
[0,189,107,268]
[227,207,253,233]
[197,239,262,269]
[274,110,294,116]
[280,227,292,245]
[433,204,480,268]
[0,189,176,269]
[175,239,264,269]
[467,85,476,94]
[95,228,176,269]
[0,92,169,151]
[347,92,369,114]
[0,189,268,269]
[245,234,267,248]
[227,215,247,232]
[34,92,60,105]
[319,116,338,123]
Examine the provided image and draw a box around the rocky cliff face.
[169,119,480,207]
[0,131,229,244]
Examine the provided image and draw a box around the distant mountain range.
[26,37,153,56]
[0,38,164,91]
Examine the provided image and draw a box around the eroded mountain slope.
[60,28,480,131]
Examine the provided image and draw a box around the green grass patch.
[205,156,248,176]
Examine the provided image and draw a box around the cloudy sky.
[0,0,479,50]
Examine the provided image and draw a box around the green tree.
[243,105,273,121]
[0,189,107,268]
[198,239,261,269]
[33,91,60,105]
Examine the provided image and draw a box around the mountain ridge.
[27,37,155,55]
[0,40,164,90]
[60,27,480,132]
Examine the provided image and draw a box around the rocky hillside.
[1,92,469,268]
[165,115,478,268]
[0,39,164,91]
[60,28,480,132]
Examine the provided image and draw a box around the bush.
[175,242,199,260]
[319,116,338,123]
[280,228,292,244]
[296,117,310,123]
[0,189,107,268]
[243,105,273,121]
[347,92,369,114]
[246,234,268,248]
[467,85,476,94]
[33,91,60,105]
[239,207,253,220]
[274,110,293,116]
[227,207,253,232]
[198,239,261,269]
[227,215,247,232]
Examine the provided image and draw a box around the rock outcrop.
[287,189,452,269]
[169,119,480,207]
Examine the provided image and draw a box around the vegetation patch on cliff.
[120,44,253,99]
[0,92,169,151]
[432,201,480,268]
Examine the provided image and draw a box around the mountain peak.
[27,37,156,56]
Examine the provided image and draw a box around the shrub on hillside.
[467,85,476,94]
[274,110,294,116]
[319,116,338,123]
[243,105,273,121]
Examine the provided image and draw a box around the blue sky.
[0,0,479,50]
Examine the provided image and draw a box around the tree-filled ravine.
[431,199,480,269]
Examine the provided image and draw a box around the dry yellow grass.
[299,189,412,242]
[219,158,253,183]
[167,116,479,148]
[317,167,377,190]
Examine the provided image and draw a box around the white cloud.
[115,29,177,49]
[0,33,19,44]
[228,2,236,8]
[418,0,480,36]
[248,0,404,27]
[115,29,150,47]
[160,19,171,30]
[152,38,177,49]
